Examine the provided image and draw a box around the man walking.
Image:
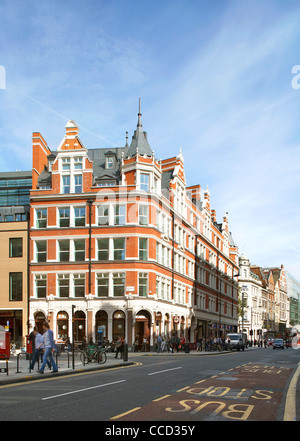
[30,328,51,371]
[38,322,58,374]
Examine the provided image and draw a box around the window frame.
[9,237,23,258]
[9,272,22,301]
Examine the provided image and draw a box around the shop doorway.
[113,310,125,341]
[74,311,86,343]
[135,310,152,350]
[95,310,108,342]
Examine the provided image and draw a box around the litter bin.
[0,332,11,360]
[26,335,33,354]
[184,343,190,353]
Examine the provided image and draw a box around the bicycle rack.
[0,354,9,376]
[16,352,32,374]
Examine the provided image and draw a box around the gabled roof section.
[58,120,86,151]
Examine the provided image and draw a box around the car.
[273,338,284,350]
[268,339,274,346]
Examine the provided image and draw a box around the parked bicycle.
[79,345,107,365]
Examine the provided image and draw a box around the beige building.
[0,220,29,346]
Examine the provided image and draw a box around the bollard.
[123,343,128,362]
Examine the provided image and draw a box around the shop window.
[57,311,69,342]
[74,311,86,343]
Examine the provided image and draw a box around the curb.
[0,361,135,386]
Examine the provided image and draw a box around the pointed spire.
[124,99,153,159]
[137,97,142,128]
[125,131,128,147]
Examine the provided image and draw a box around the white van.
[227,333,247,351]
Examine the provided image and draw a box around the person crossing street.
[37,322,58,374]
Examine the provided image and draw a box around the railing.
[0,354,9,376]
[16,352,32,374]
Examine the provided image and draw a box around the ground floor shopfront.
[29,297,193,348]
[29,297,239,348]
[191,315,237,342]
[0,309,25,346]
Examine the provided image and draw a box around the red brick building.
[29,107,239,347]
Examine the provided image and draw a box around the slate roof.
[87,147,126,184]
[125,126,153,159]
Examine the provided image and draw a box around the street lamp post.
[72,304,75,369]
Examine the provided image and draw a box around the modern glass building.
[0,171,32,221]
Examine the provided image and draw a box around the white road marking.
[41,379,126,401]
[148,367,182,376]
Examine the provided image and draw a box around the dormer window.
[106,156,114,169]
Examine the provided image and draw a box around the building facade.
[0,171,31,345]
[286,271,300,327]
[250,265,289,338]
[29,111,239,347]
[238,255,263,342]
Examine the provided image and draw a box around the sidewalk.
[0,351,134,386]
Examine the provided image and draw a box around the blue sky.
[1,0,300,280]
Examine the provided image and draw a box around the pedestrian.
[142,337,147,352]
[64,337,71,352]
[133,335,139,352]
[37,322,58,374]
[120,336,125,358]
[170,334,176,353]
[115,337,122,358]
[30,329,51,371]
[28,325,36,355]
[157,334,162,353]
[161,337,166,352]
